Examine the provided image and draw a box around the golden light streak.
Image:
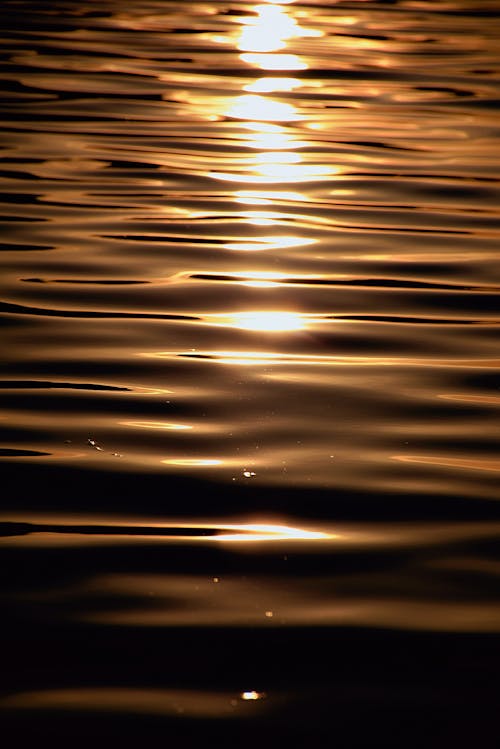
[213,270,284,288]
[242,129,310,151]
[223,235,315,251]
[253,151,301,164]
[218,523,332,541]
[141,351,363,367]
[236,2,321,56]
[225,94,300,122]
[239,210,282,226]
[241,218,276,227]
[200,351,283,366]
[234,190,306,205]
[0,687,262,717]
[240,53,307,70]
[218,311,305,332]
[162,458,223,467]
[239,121,284,132]
[230,271,285,281]
[122,421,192,431]
[255,162,336,180]
[238,26,286,53]
[241,691,263,701]
[0,514,336,544]
[212,168,335,184]
[244,77,303,93]
[242,279,280,288]
[393,455,500,473]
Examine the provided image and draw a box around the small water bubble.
[243,470,256,478]
[265,610,273,618]
[213,577,220,583]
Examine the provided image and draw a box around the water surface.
[1,1,500,745]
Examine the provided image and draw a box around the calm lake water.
[1,0,500,745]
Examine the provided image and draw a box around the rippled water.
[1,0,500,745]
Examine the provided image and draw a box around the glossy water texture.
[1,1,500,745]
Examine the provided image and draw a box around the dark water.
[1,0,500,745]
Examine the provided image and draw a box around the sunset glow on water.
[1,0,500,745]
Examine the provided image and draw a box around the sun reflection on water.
[228,311,304,332]
[223,235,315,251]
[225,94,300,122]
[197,5,325,351]
[244,77,304,93]
[162,458,223,467]
[122,421,192,431]
[240,53,307,71]
[236,2,321,55]
[207,4,337,189]
[234,190,306,205]
[234,271,284,288]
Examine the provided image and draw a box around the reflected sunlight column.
[207,0,333,331]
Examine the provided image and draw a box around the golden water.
[1,1,500,745]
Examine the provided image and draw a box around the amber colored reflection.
[211,2,313,68]
[222,235,315,251]
[240,52,307,70]
[225,94,300,122]
[0,516,335,545]
[140,350,333,366]
[162,458,223,467]
[244,77,304,93]
[1,688,263,718]
[238,122,310,151]
[215,523,332,541]
[162,4,334,371]
[234,271,284,288]
[122,420,192,431]
[204,311,305,332]
[73,564,500,631]
[211,165,334,183]
[236,2,321,54]
[241,691,264,701]
[211,103,337,182]
[394,454,500,473]
[234,190,306,204]
[238,210,281,226]
[210,2,337,188]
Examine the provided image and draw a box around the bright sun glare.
[230,311,304,332]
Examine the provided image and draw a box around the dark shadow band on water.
[2,461,500,522]
[0,621,498,747]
